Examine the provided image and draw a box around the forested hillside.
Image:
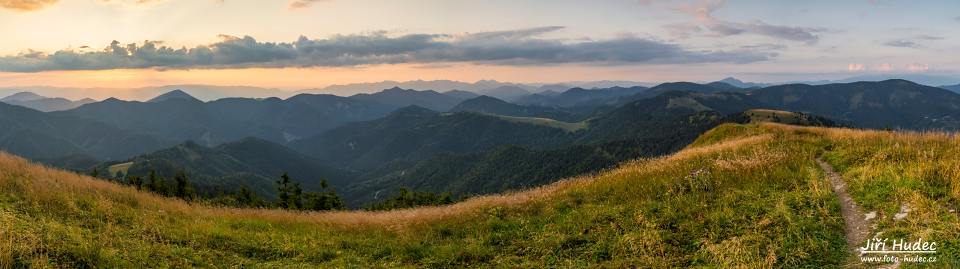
[1,123,956,267]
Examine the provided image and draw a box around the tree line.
[92,168,459,211]
[93,169,347,211]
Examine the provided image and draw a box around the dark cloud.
[883,39,919,48]
[670,0,825,43]
[739,43,787,51]
[0,27,773,72]
[883,35,944,48]
[0,0,58,11]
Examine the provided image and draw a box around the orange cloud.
[874,63,893,71]
[847,63,865,71]
[0,0,58,11]
[906,63,929,72]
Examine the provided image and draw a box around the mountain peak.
[714,77,768,88]
[719,77,745,84]
[469,95,507,103]
[1,92,46,102]
[388,105,438,117]
[147,89,200,103]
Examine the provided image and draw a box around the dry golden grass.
[0,133,774,232]
[1,123,955,267]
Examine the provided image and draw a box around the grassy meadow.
[492,114,588,132]
[0,123,957,267]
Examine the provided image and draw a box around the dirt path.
[816,159,871,251]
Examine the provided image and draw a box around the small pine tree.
[292,182,303,209]
[276,173,301,209]
[303,179,345,211]
[173,171,195,200]
[128,175,144,190]
[235,186,264,207]
[90,168,100,178]
[367,187,457,210]
[147,170,167,195]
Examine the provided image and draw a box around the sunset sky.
[1,0,958,89]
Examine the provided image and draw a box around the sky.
[0,0,958,89]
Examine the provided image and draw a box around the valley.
[3,79,960,209]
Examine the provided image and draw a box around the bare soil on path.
[818,158,871,250]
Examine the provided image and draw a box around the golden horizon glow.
[0,64,697,90]
[1,0,957,93]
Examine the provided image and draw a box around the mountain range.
[51,93,397,147]
[514,86,648,108]
[4,78,960,207]
[339,90,750,204]
[11,114,948,267]
[751,79,960,129]
[0,102,166,161]
[299,79,650,96]
[713,77,770,88]
[0,92,96,112]
[0,84,291,102]
[349,87,466,111]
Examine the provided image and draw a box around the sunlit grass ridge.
[0,123,957,267]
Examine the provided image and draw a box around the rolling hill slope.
[101,138,354,199]
[2,123,956,267]
[289,106,579,171]
[0,102,168,161]
[449,95,582,121]
[750,79,960,129]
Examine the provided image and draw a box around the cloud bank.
[289,0,327,9]
[0,27,774,72]
[0,0,58,11]
[670,0,825,43]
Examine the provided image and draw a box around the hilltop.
[1,123,956,267]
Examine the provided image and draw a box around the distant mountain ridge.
[0,102,167,161]
[349,87,466,111]
[1,92,96,112]
[1,92,45,102]
[514,86,648,108]
[0,85,291,102]
[300,79,649,96]
[941,84,960,94]
[750,79,960,129]
[7,78,960,208]
[52,90,397,148]
[450,96,581,121]
[476,86,531,101]
[713,77,770,88]
[147,89,201,103]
